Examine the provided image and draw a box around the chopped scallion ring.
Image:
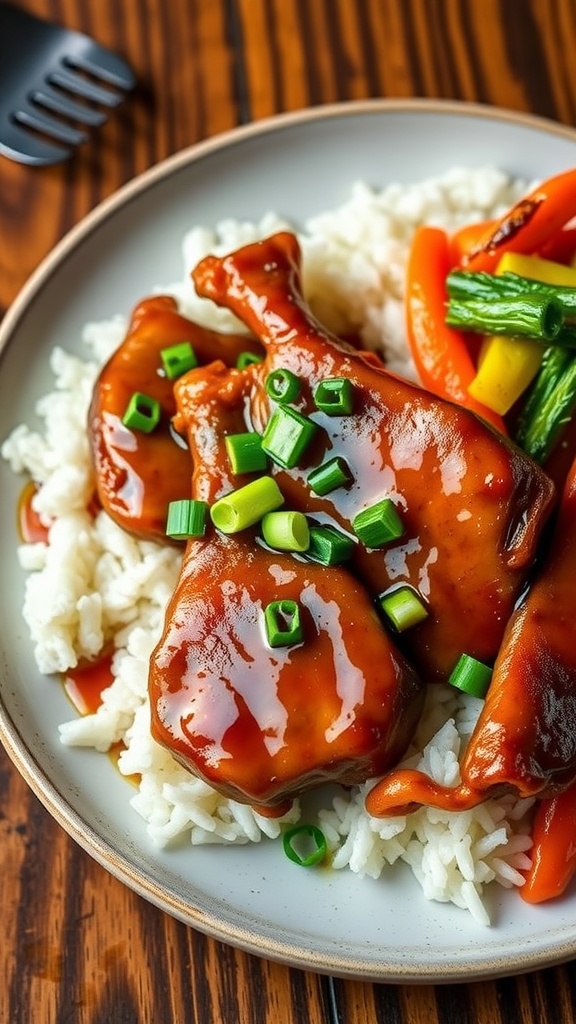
[210,476,284,533]
[264,599,303,648]
[313,377,355,415]
[282,824,327,867]
[448,654,493,699]
[160,341,198,380]
[236,351,264,369]
[378,585,428,632]
[225,432,267,474]
[265,368,301,404]
[261,510,310,552]
[262,406,318,468]
[305,524,355,565]
[166,499,208,539]
[122,392,161,433]
[307,456,352,496]
[352,497,404,548]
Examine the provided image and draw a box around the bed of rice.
[1,165,537,926]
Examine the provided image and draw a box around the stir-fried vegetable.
[445,293,564,342]
[521,783,576,903]
[467,336,542,415]
[516,353,576,463]
[461,167,576,274]
[404,225,507,431]
[399,171,576,904]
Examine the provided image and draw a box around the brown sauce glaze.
[88,233,558,810]
[18,481,51,544]
[88,295,262,542]
[366,457,576,817]
[192,232,555,682]
[64,653,114,715]
[149,362,424,810]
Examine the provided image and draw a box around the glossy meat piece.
[192,232,555,681]
[88,295,261,541]
[149,361,424,810]
[365,457,576,819]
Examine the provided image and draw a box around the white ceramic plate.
[2,99,576,984]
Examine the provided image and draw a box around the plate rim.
[2,97,576,984]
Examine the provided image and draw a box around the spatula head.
[0,2,135,166]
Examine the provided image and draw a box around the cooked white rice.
[1,165,536,925]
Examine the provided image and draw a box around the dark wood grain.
[1,1,576,1022]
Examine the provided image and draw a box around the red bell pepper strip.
[537,225,576,266]
[461,168,576,274]
[449,218,496,266]
[405,225,507,432]
[521,782,576,903]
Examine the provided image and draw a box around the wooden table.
[2,1,576,1021]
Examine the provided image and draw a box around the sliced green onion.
[352,498,404,548]
[166,499,208,539]
[445,295,563,342]
[305,524,355,566]
[378,585,428,632]
[448,654,493,699]
[122,392,161,433]
[160,341,197,380]
[282,824,327,867]
[236,351,264,369]
[210,476,284,533]
[264,599,303,648]
[307,456,353,496]
[262,406,318,468]
[261,511,310,552]
[265,368,301,404]
[313,377,355,415]
[224,432,268,474]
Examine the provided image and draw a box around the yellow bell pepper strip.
[461,168,576,275]
[468,336,543,415]
[405,225,507,432]
[510,255,576,462]
[521,782,576,903]
[497,252,576,288]
[466,253,576,416]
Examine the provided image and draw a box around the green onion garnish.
[210,476,284,534]
[265,368,301,404]
[307,456,353,496]
[448,653,493,699]
[236,351,264,369]
[264,599,303,648]
[122,392,161,433]
[160,341,198,380]
[352,498,404,548]
[166,499,208,539]
[305,524,355,565]
[262,406,318,468]
[261,510,310,552]
[378,585,428,632]
[313,377,354,415]
[282,824,327,867]
[224,431,268,474]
